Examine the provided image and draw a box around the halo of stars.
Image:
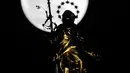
[56,0,80,19]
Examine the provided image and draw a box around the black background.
[14,0,128,73]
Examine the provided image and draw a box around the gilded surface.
[53,27,101,73]
[54,28,87,73]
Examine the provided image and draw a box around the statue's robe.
[53,24,87,73]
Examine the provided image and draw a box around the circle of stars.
[56,0,80,19]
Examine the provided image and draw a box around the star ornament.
[56,1,80,20]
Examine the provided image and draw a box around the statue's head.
[62,10,76,24]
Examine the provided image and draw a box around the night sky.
[15,0,128,73]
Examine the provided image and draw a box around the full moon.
[21,0,89,32]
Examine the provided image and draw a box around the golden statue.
[49,10,101,73]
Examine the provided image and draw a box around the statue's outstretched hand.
[85,51,101,61]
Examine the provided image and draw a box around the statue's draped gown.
[53,24,88,73]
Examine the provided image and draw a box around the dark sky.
[14,0,128,73]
